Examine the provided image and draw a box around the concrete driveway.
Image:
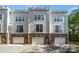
[0,44,76,53]
[0,44,48,53]
[0,44,25,53]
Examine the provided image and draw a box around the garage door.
[0,37,1,44]
[32,37,44,45]
[13,37,24,44]
[54,37,65,46]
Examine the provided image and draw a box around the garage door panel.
[32,37,44,45]
[13,37,24,44]
[55,37,65,45]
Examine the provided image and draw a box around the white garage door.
[55,37,65,46]
[13,37,24,44]
[32,37,44,45]
[0,37,1,44]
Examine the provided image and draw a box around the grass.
[69,41,79,53]
[69,41,79,45]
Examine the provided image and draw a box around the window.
[35,15,37,20]
[36,24,43,32]
[16,17,17,21]
[19,17,21,21]
[0,24,1,32]
[16,25,23,32]
[38,15,41,20]
[55,25,63,32]
[0,14,2,19]
[16,16,24,21]
[42,15,44,20]
[34,15,44,20]
[54,17,63,22]
[23,17,24,21]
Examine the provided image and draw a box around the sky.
[2,5,79,14]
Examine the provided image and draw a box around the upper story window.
[54,17,64,22]
[16,17,17,21]
[55,25,63,32]
[16,16,24,21]
[23,17,24,21]
[19,17,21,21]
[0,24,1,32]
[34,15,44,20]
[38,15,41,20]
[42,15,44,20]
[35,15,37,20]
[36,24,43,32]
[0,14,2,19]
[16,25,23,32]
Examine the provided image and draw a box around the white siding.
[49,12,68,34]
[10,12,28,34]
[28,11,49,33]
[0,9,9,33]
[0,7,68,35]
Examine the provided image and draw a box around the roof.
[28,8,49,11]
[0,6,10,10]
[10,10,28,13]
[49,10,67,13]
[0,6,67,13]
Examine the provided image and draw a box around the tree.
[69,8,79,41]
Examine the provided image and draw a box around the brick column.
[28,34,32,44]
[65,34,69,44]
[24,35,28,44]
[9,34,13,44]
[6,33,9,44]
[50,34,54,45]
[48,34,53,45]
[44,36,48,44]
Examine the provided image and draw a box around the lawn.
[69,41,79,45]
[69,41,79,53]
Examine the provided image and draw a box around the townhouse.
[0,6,69,45]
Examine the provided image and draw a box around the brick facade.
[0,33,6,44]
[10,34,28,44]
[5,33,69,45]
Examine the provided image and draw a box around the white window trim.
[34,14,45,21]
[16,25,24,33]
[0,24,1,32]
[54,16,64,23]
[54,24,64,33]
[0,14,3,20]
[16,16,24,21]
[35,24,44,33]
